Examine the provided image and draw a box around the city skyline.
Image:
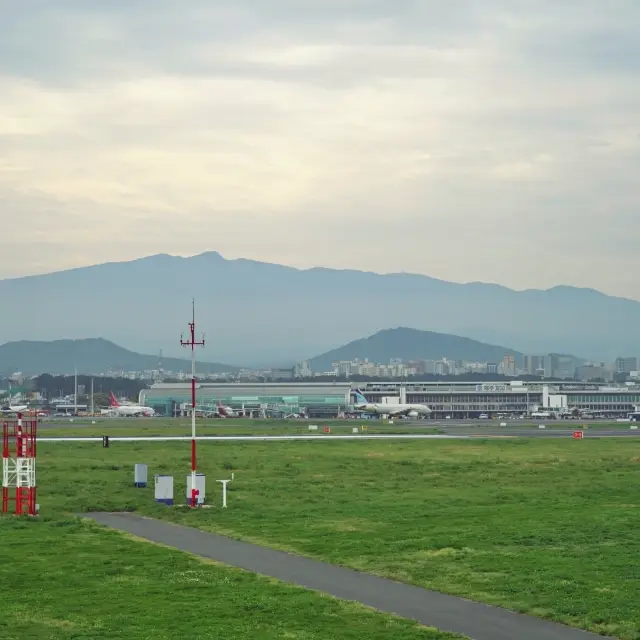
[1,2,639,299]
[3,351,638,384]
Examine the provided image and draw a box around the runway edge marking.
[36,434,473,442]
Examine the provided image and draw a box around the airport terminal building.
[140,380,640,418]
[140,382,353,417]
[361,381,640,417]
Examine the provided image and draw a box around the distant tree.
[92,392,110,408]
[33,375,147,401]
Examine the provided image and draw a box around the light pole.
[180,300,205,508]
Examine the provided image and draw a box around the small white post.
[217,479,231,507]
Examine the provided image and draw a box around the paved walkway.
[84,513,607,640]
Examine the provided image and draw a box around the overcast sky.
[1,1,639,299]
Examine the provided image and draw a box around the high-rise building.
[501,355,516,376]
[424,360,437,375]
[435,360,451,375]
[615,357,638,374]
[524,355,545,375]
[544,354,576,379]
[407,361,422,375]
[575,364,608,382]
[293,361,312,378]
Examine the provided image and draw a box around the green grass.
[0,517,462,640]
[4,437,640,638]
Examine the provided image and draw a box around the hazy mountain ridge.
[0,251,638,364]
[0,338,240,376]
[309,327,529,372]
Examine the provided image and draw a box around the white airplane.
[216,401,238,418]
[0,403,29,414]
[0,394,29,414]
[353,388,432,417]
[104,391,155,417]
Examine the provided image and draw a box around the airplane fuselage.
[107,391,154,416]
[109,405,155,417]
[354,402,431,416]
[1,405,29,414]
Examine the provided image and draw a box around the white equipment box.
[186,473,206,505]
[154,475,174,505]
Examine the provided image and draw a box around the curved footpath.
[84,513,607,640]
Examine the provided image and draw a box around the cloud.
[0,0,639,300]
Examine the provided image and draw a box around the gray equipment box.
[134,464,148,488]
[186,473,206,505]
[154,475,174,505]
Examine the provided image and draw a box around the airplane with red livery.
[104,391,155,417]
[216,401,238,418]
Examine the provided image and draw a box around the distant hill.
[0,338,240,376]
[0,251,638,364]
[309,328,527,372]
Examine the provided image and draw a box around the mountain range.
[0,338,239,376]
[0,329,534,376]
[0,251,638,365]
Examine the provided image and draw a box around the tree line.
[33,374,148,406]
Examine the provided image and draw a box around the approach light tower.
[180,299,205,508]
[2,413,38,516]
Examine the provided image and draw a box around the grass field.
[0,517,463,640]
[8,435,639,638]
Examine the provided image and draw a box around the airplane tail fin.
[109,391,120,407]
[353,388,368,404]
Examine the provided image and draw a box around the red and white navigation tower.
[2,413,38,516]
[180,299,205,508]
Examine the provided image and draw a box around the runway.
[439,425,640,438]
[38,434,472,442]
[84,512,605,640]
[36,425,640,443]
[37,418,633,429]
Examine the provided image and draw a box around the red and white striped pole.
[16,412,24,515]
[1,414,9,513]
[191,373,196,506]
[181,300,205,508]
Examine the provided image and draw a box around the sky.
[1,0,639,299]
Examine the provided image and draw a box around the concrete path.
[84,512,607,640]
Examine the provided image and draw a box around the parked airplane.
[216,401,238,418]
[105,392,155,417]
[353,389,432,417]
[0,394,29,414]
[0,403,29,414]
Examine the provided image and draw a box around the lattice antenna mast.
[180,299,205,508]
